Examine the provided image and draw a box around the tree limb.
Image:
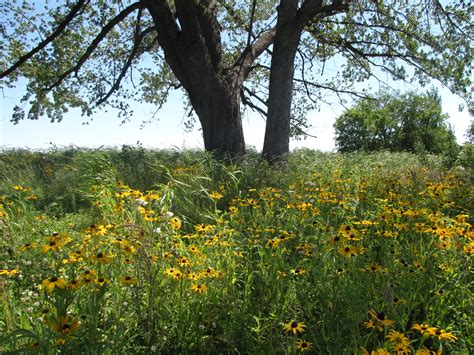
[232,28,276,86]
[96,27,156,106]
[46,2,143,91]
[196,0,223,72]
[0,0,89,79]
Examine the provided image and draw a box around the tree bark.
[191,76,245,155]
[262,1,304,161]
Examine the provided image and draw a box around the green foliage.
[334,90,460,157]
[1,1,472,140]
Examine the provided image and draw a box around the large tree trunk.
[146,1,247,157]
[262,1,304,161]
[191,76,245,155]
[262,1,350,162]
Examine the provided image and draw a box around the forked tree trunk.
[146,1,257,158]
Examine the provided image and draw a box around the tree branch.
[46,2,143,91]
[196,0,223,72]
[96,27,156,106]
[232,28,276,85]
[297,0,349,25]
[0,0,89,79]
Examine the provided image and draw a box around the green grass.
[0,147,472,354]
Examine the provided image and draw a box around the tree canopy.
[1,1,472,159]
[334,89,459,154]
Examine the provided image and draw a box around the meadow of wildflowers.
[0,148,472,354]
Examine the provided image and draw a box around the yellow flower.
[177,256,191,268]
[432,328,457,342]
[363,262,388,273]
[190,283,208,293]
[13,185,30,192]
[0,269,19,277]
[365,310,394,332]
[79,269,98,285]
[415,347,442,355]
[411,323,437,336]
[296,339,313,352]
[92,251,114,265]
[170,217,182,230]
[48,316,79,336]
[283,320,306,335]
[386,330,410,347]
[338,244,365,257]
[42,276,67,293]
[290,268,306,276]
[67,279,81,290]
[209,191,223,199]
[96,277,109,287]
[120,275,137,286]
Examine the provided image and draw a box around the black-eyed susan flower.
[283,320,306,335]
[296,339,313,352]
[79,270,97,285]
[385,330,410,348]
[96,277,109,287]
[177,256,191,268]
[363,262,388,273]
[19,242,37,252]
[67,279,81,290]
[432,328,457,342]
[42,276,67,293]
[92,251,114,265]
[364,310,394,332]
[338,244,364,257]
[415,347,442,355]
[120,275,137,286]
[411,323,437,336]
[190,283,208,293]
[209,191,223,199]
[48,316,79,336]
[170,217,182,230]
[290,268,306,276]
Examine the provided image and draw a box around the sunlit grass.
[0,148,472,353]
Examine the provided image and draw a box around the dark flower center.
[50,276,58,282]
[291,321,298,328]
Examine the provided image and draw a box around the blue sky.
[0,79,471,152]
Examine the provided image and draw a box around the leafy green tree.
[466,121,474,144]
[334,90,459,154]
[0,1,472,160]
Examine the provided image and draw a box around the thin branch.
[241,87,267,118]
[96,26,156,106]
[46,2,143,91]
[0,0,89,79]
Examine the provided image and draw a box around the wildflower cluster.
[0,152,471,353]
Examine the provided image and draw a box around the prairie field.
[0,147,472,354]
